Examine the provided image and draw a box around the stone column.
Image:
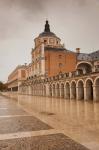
[54,87,57,97]
[39,84,41,96]
[34,86,36,96]
[52,88,54,97]
[35,86,37,96]
[46,84,51,97]
[59,87,62,98]
[38,85,40,96]
[41,43,45,76]
[18,86,21,94]
[28,85,31,95]
[42,87,44,96]
[41,85,42,96]
[25,86,28,95]
[84,86,87,100]
[52,86,56,97]
[23,87,25,94]
[76,86,79,100]
[93,85,96,101]
[55,87,58,97]
[70,86,72,99]
[30,86,33,95]
[64,86,66,99]
[27,86,29,95]
[32,85,34,95]
[11,88,13,92]
[24,86,26,95]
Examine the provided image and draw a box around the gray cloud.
[0,0,45,39]
[0,0,98,39]
[0,0,99,82]
[0,0,44,12]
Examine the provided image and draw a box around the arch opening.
[77,81,84,100]
[70,82,76,99]
[85,79,93,100]
[44,85,46,96]
[56,83,60,98]
[65,83,70,99]
[26,86,28,95]
[34,85,36,95]
[41,85,43,96]
[30,86,33,95]
[32,86,34,95]
[76,62,92,74]
[52,84,56,97]
[61,83,64,98]
[39,85,41,96]
[95,78,99,101]
[49,85,52,97]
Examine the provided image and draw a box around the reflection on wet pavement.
[0,94,99,150]
[17,95,99,150]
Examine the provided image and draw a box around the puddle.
[40,111,55,116]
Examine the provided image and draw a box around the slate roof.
[89,50,99,61]
[77,50,99,61]
[39,31,57,38]
[44,46,66,51]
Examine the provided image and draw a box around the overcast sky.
[0,0,99,82]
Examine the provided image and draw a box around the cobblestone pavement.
[0,133,89,150]
[0,116,52,134]
[0,95,91,150]
[0,108,27,116]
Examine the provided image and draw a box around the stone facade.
[8,65,27,91]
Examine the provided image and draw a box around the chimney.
[76,48,80,54]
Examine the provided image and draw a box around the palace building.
[7,21,99,101]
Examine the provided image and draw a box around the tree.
[0,81,7,91]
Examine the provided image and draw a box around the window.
[59,63,63,67]
[57,40,59,44]
[59,55,62,59]
[44,40,47,43]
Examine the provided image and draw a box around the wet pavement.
[0,133,89,150]
[0,94,99,149]
[0,116,52,134]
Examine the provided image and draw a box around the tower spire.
[44,20,50,32]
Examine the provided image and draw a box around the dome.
[39,31,56,37]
